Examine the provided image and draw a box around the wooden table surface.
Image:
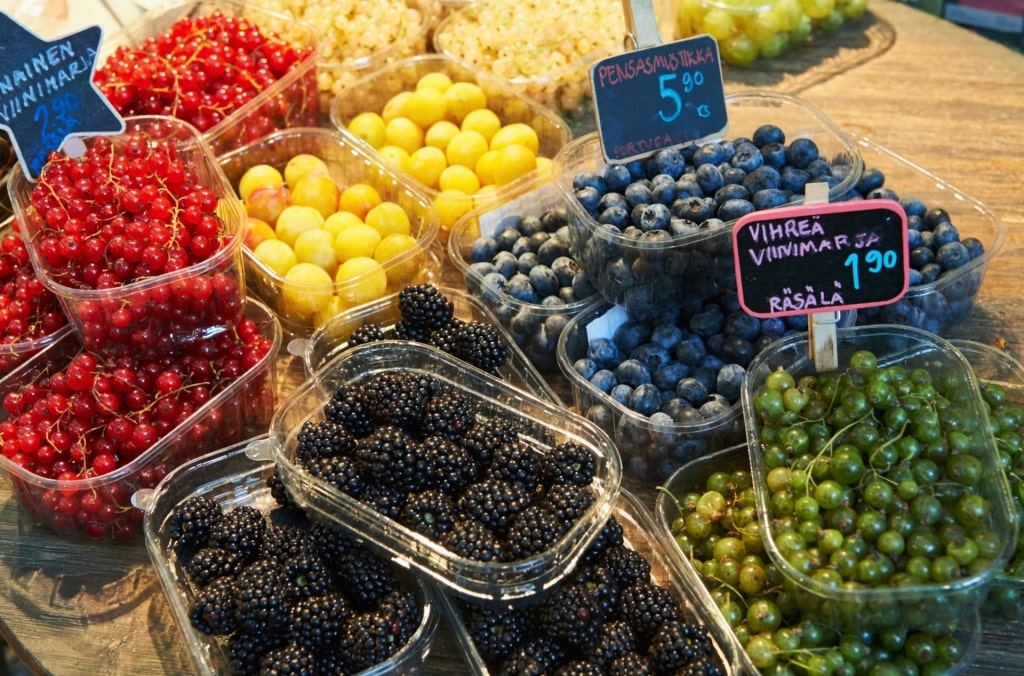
[2,1,1024,673]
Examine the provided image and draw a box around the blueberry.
[909,246,935,269]
[753,188,790,211]
[962,237,984,259]
[630,343,671,371]
[705,332,725,357]
[537,236,569,265]
[722,311,761,341]
[598,191,628,213]
[550,256,580,287]
[492,250,519,278]
[867,187,900,201]
[780,165,811,194]
[669,218,702,237]
[900,197,927,218]
[528,265,560,298]
[638,203,672,232]
[676,178,702,199]
[511,236,532,257]
[544,314,569,340]
[528,231,551,252]
[519,215,546,236]
[675,377,709,406]
[666,401,704,424]
[542,207,569,231]
[575,186,602,216]
[753,124,785,147]
[786,137,820,169]
[572,271,597,299]
[517,252,539,274]
[759,317,786,337]
[629,384,662,416]
[671,195,716,223]
[699,394,732,419]
[932,221,960,246]
[505,273,539,303]
[480,271,507,300]
[615,359,652,386]
[855,167,886,194]
[908,268,924,286]
[651,179,679,206]
[610,383,633,406]
[469,261,495,278]
[603,164,632,193]
[919,230,935,249]
[907,229,923,248]
[650,323,683,350]
[573,357,598,380]
[717,198,756,221]
[511,310,541,337]
[693,142,725,166]
[544,294,567,307]
[936,241,971,269]
[784,313,808,330]
[470,237,498,263]
[907,214,924,231]
[720,336,756,366]
[589,369,617,393]
[573,171,607,193]
[624,182,653,208]
[695,164,724,194]
[585,405,614,433]
[647,147,687,179]
[588,337,624,368]
[743,165,782,193]
[496,226,521,252]
[722,166,747,186]
[924,207,951,228]
[613,321,651,353]
[759,142,788,169]
[716,363,746,402]
[652,360,690,390]
[625,159,646,182]
[714,183,750,206]
[598,205,630,230]
[731,142,764,173]
[675,332,707,365]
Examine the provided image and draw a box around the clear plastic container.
[264,340,622,602]
[96,0,320,156]
[950,339,1024,621]
[448,180,603,374]
[135,437,440,675]
[329,54,571,236]
[0,218,71,373]
[553,91,863,320]
[308,0,440,114]
[290,285,564,406]
[845,134,1006,335]
[742,325,1018,633]
[9,116,247,360]
[655,444,982,675]
[439,488,742,675]
[217,127,441,338]
[0,298,281,541]
[432,0,657,130]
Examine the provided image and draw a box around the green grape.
[720,33,760,66]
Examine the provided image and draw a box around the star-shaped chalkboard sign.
[0,12,124,181]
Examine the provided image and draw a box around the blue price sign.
[0,12,124,181]
[589,34,727,164]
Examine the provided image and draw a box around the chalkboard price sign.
[732,200,909,318]
[0,13,124,181]
[589,34,727,164]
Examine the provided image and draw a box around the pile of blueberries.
[841,165,988,333]
[562,125,859,321]
[464,199,600,372]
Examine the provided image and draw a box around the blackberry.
[185,546,247,587]
[355,424,430,493]
[421,391,477,440]
[169,495,223,552]
[443,518,503,562]
[427,316,467,356]
[399,489,456,541]
[288,592,351,656]
[390,318,434,343]
[295,419,355,462]
[646,620,718,674]
[582,515,625,563]
[538,583,603,647]
[583,619,636,670]
[348,321,387,346]
[208,505,267,562]
[453,321,510,373]
[490,441,542,491]
[458,478,531,536]
[357,482,407,521]
[233,558,294,633]
[305,454,367,497]
[266,467,297,508]
[323,384,374,438]
[398,283,455,332]
[606,651,655,676]
[553,660,603,675]
[542,441,597,486]
[676,656,726,676]
[377,588,424,646]
[457,415,520,466]
[188,576,237,635]
[360,372,429,429]
[311,521,359,562]
[339,611,402,671]
[504,503,565,560]
[617,581,683,646]
[541,483,596,527]
[420,434,478,494]
[337,545,401,610]
[228,628,285,676]
[518,636,567,672]
[602,545,652,588]
[259,523,317,564]
[571,563,621,621]
[258,642,316,676]
[497,652,547,676]
[284,551,333,598]
[462,602,528,664]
